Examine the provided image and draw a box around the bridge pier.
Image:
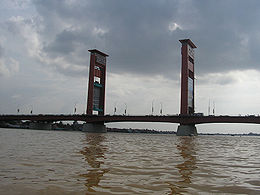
[29,122,52,130]
[82,123,107,133]
[177,124,198,136]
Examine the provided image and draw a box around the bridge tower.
[177,39,198,136]
[86,49,108,115]
[179,39,196,115]
[84,49,108,132]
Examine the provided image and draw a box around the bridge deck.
[1,114,260,125]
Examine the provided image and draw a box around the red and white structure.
[86,49,108,116]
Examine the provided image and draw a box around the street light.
[151,100,154,115]
[74,103,77,114]
[30,105,33,114]
[17,104,20,114]
[124,103,127,115]
[114,102,117,115]
[213,101,216,116]
[208,99,210,116]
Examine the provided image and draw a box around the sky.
[1,0,260,133]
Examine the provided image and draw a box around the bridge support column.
[29,122,52,130]
[177,124,198,136]
[82,123,107,133]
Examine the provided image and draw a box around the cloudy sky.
[1,0,260,133]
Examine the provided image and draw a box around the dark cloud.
[33,0,184,78]
[192,1,260,74]
[32,0,260,80]
[43,29,79,55]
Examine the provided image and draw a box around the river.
[0,128,259,194]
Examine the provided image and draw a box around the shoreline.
[0,125,260,136]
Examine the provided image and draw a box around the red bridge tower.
[86,49,109,115]
[179,39,196,115]
[177,39,198,136]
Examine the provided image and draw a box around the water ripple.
[0,129,260,194]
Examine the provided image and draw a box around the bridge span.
[1,114,260,125]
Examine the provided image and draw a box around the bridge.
[1,114,260,125]
[0,39,257,135]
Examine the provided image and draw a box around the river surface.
[0,128,259,194]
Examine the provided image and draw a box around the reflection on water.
[168,137,197,195]
[79,133,109,193]
[177,137,197,184]
[79,134,199,195]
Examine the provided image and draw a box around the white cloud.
[197,71,236,86]
[93,27,108,36]
[168,22,182,32]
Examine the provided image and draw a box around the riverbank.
[1,121,260,136]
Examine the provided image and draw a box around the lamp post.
[213,101,215,116]
[208,99,210,116]
[151,100,154,115]
[74,103,77,114]
[30,105,33,114]
[124,103,127,115]
[114,102,117,115]
[17,104,20,114]
[160,102,163,115]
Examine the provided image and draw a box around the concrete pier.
[177,124,198,136]
[82,123,107,133]
[29,122,52,130]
